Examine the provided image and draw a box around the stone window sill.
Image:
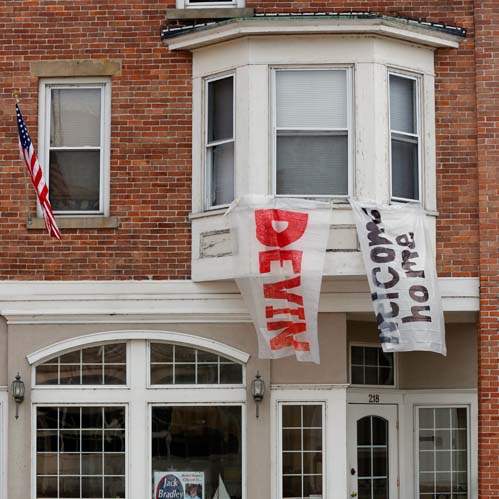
[165,7,254,21]
[27,216,119,230]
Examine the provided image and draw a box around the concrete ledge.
[27,216,119,230]
[166,7,254,20]
[30,59,122,77]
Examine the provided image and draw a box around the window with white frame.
[273,68,351,198]
[40,79,111,215]
[389,73,421,202]
[36,406,126,499]
[279,403,324,499]
[205,74,235,209]
[177,0,243,8]
[417,406,469,498]
[31,337,247,499]
[350,344,395,386]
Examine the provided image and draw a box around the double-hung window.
[205,74,235,209]
[273,68,351,198]
[389,73,421,202]
[40,78,111,215]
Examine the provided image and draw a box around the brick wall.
[0,0,479,280]
[475,0,499,496]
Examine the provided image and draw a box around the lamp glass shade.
[11,374,25,401]
[251,374,265,402]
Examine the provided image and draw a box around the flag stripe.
[16,104,61,239]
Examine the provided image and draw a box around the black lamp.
[250,371,265,418]
[11,373,25,419]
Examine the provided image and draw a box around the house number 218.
[368,394,380,404]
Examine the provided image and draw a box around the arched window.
[29,332,249,499]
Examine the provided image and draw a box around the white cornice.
[0,278,479,324]
[164,17,461,51]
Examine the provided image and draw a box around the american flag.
[16,103,61,239]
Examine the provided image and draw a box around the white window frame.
[414,404,471,499]
[270,66,353,199]
[38,77,112,217]
[203,72,236,210]
[271,386,348,499]
[348,342,398,389]
[388,70,423,204]
[29,334,249,499]
[32,402,129,499]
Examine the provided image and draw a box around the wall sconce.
[251,371,265,418]
[11,373,25,419]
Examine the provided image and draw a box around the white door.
[347,404,398,499]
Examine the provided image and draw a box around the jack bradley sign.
[350,200,446,355]
[229,196,332,363]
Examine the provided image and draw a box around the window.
[31,336,248,498]
[35,344,126,386]
[280,403,324,499]
[417,407,469,498]
[350,345,395,386]
[40,78,111,215]
[177,0,243,8]
[151,405,242,499]
[389,73,420,202]
[36,406,126,499]
[150,342,243,385]
[205,74,235,209]
[273,68,350,198]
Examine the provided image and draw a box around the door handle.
[350,468,356,475]
[350,493,358,498]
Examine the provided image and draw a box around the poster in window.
[154,471,204,499]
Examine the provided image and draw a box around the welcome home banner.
[229,196,332,363]
[350,200,446,355]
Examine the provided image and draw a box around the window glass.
[275,69,349,197]
[206,75,234,208]
[418,407,468,498]
[389,74,419,201]
[47,84,105,213]
[351,345,394,386]
[151,406,242,499]
[36,343,127,386]
[150,343,243,385]
[281,404,323,499]
[36,406,126,499]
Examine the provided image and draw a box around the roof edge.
[162,14,464,51]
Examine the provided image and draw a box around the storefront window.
[36,406,126,498]
[151,405,242,499]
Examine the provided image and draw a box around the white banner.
[229,195,332,363]
[351,200,446,355]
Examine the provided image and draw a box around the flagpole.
[13,90,34,225]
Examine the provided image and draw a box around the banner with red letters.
[350,199,446,355]
[228,196,332,363]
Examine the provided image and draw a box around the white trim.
[38,77,111,217]
[271,386,348,499]
[0,277,479,321]
[27,330,251,365]
[0,391,7,499]
[165,18,462,51]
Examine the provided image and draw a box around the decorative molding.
[164,17,462,51]
[26,329,251,365]
[30,59,122,77]
[0,278,479,323]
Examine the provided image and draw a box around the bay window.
[389,73,421,202]
[205,74,235,209]
[273,68,351,197]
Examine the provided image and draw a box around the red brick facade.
[0,1,496,494]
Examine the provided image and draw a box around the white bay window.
[273,68,351,197]
[389,73,421,202]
